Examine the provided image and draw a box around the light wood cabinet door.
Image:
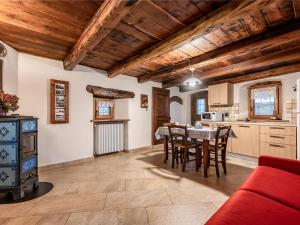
[208,83,233,106]
[260,142,296,159]
[232,124,259,157]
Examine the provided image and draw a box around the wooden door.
[152,87,170,145]
[191,91,208,126]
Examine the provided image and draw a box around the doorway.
[152,87,170,145]
[191,91,208,126]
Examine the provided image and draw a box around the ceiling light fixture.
[183,59,201,87]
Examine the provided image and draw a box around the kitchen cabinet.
[208,83,233,106]
[260,125,296,159]
[231,124,260,157]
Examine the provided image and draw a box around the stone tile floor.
[0,148,256,225]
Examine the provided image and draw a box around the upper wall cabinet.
[208,83,233,106]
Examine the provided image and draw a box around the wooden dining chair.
[163,123,175,163]
[208,125,231,177]
[168,125,201,172]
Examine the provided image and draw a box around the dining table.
[155,126,231,177]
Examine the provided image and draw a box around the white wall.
[170,87,208,125]
[0,41,18,95]
[170,72,300,124]
[16,53,160,166]
[234,72,300,120]
[170,87,184,123]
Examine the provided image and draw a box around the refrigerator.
[297,79,300,160]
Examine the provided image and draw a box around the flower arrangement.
[0,91,19,115]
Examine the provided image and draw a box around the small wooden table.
[155,126,228,177]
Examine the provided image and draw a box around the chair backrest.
[214,125,231,151]
[168,124,188,148]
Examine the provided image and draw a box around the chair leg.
[222,149,227,174]
[180,149,183,164]
[199,148,202,170]
[176,147,179,164]
[215,150,220,177]
[182,148,188,172]
[171,147,175,169]
[196,147,200,172]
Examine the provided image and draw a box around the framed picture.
[50,79,69,124]
[141,94,148,108]
[94,98,114,120]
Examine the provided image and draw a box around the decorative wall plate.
[0,43,7,57]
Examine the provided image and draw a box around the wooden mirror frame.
[248,81,282,120]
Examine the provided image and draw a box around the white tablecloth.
[155,126,230,141]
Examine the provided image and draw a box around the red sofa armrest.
[259,155,300,175]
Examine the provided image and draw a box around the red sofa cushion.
[240,166,300,211]
[205,190,300,225]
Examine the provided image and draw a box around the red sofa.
[205,156,300,225]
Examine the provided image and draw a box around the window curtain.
[251,87,276,102]
[97,101,114,108]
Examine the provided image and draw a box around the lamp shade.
[183,77,201,87]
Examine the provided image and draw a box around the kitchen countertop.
[200,120,296,127]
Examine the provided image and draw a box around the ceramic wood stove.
[0,117,39,200]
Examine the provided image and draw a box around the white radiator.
[94,123,124,155]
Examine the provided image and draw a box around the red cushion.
[259,156,300,175]
[205,190,300,225]
[240,166,300,211]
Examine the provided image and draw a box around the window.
[248,81,282,120]
[94,98,114,120]
[191,91,208,125]
[197,99,206,115]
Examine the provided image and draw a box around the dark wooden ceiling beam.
[63,0,140,70]
[163,63,300,88]
[107,0,279,77]
[198,47,300,80]
[162,47,300,88]
[138,23,300,83]
[213,63,300,84]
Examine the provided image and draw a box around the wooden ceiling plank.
[197,47,300,80]
[107,0,285,77]
[0,2,82,44]
[63,0,140,70]
[151,0,205,24]
[190,37,217,52]
[22,0,98,29]
[260,0,294,27]
[162,47,300,88]
[162,63,300,89]
[214,63,300,84]
[137,24,300,83]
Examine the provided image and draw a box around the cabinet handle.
[269,144,285,148]
[270,127,285,130]
[239,125,250,128]
[270,135,284,139]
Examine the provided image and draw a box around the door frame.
[152,87,170,145]
[191,91,208,126]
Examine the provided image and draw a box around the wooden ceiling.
[0,0,299,89]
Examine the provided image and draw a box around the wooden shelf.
[91,119,130,123]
